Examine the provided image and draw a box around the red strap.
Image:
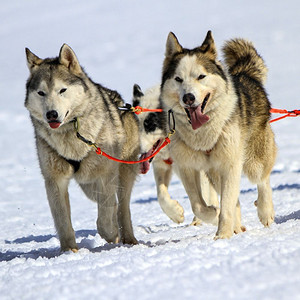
[270,108,300,123]
[132,106,163,115]
[95,137,171,164]
[270,108,289,114]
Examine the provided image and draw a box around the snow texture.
[1,1,300,299]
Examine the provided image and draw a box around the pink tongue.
[49,122,61,129]
[139,153,150,174]
[188,106,209,130]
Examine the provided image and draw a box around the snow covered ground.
[1,1,300,299]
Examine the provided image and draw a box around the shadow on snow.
[2,183,299,261]
[1,229,97,262]
[241,183,300,194]
[275,210,300,224]
[0,228,181,262]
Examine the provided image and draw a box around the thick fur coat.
[25,44,140,251]
[160,31,277,239]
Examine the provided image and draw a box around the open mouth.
[184,93,210,130]
[201,93,210,113]
[48,121,61,129]
[139,139,163,174]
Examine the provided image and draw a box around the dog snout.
[183,93,195,106]
[46,110,58,121]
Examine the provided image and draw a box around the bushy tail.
[222,38,267,84]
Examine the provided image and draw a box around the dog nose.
[183,93,195,106]
[46,110,58,121]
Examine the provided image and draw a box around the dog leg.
[117,164,138,245]
[176,167,219,224]
[233,199,246,234]
[45,177,78,252]
[97,199,119,244]
[189,171,219,226]
[153,160,184,223]
[80,181,119,243]
[215,166,241,239]
[256,177,274,227]
[200,170,219,208]
[244,126,276,228]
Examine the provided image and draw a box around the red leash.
[131,106,163,115]
[118,103,163,115]
[74,116,174,165]
[95,138,170,164]
[270,108,300,123]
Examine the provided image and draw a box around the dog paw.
[120,235,138,245]
[60,239,78,253]
[214,231,233,240]
[258,212,274,227]
[214,224,234,240]
[61,246,79,253]
[200,205,220,225]
[190,216,202,226]
[257,204,275,227]
[161,199,184,224]
[234,225,246,234]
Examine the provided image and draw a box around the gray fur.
[25,44,140,252]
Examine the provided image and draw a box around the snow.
[1,1,300,299]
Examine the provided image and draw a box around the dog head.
[25,44,89,130]
[132,84,166,174]
[161,31,228,130]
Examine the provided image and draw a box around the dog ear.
[25,48,43,71]
[165,32,183,57]
[59,44,82,75]
[198,30,217,60]
[133,84,144,98]
[132,84,143,106]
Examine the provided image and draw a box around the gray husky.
[160,31,277,239]
[25,44,140,252]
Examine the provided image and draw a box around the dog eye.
[175,76,183,83]
[37,91,46,97]
[59,88,67,94]
[198,75,206,80]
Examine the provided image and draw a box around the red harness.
[270,108,300,123]
[74,116,174,165]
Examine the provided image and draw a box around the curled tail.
[222,38,267,84]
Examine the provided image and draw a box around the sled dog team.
[25,31,277,252]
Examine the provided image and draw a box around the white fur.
[161,35,276,239]
[136,84,218,224]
